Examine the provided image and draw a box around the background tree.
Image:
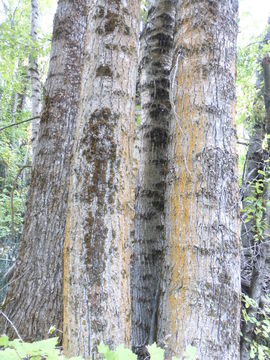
[157,1,241,358]
[29,0,41,157]
[240,22,270,359]
[0,0,33,302]
[1,0,88,340]
[63,1,141,357]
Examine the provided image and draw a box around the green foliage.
[0,0,53,302]
[241,174,268,242]
[98,342,197,360]
[0,335,198,360]
[242,295,270,360]
[183,345,197,360]
[0,335,83,360]
[140,0,149,24]
[98,343,136,360]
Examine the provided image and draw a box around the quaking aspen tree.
[1,0,88,340]
[131,0,177,350]
[240,24,270,359]
[157,1,241,358]
[63,1,141,357]
[29,0,41,156]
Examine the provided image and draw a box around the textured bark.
[63,1,140,358]
[131,0,176,350]
[0,0,88,340]
[157,1,241,359]
[30,0,41,157]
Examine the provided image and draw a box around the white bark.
[29,0,41,158]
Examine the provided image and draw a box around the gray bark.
[157,1,241,359]
[29,0,41,157]
[131,0,176,351]
[63,1,140,358]
[0,0,88,341]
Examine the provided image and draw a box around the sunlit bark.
[157,1,241,358]
[63,1,140,357]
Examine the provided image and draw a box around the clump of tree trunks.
[2,0,260,359]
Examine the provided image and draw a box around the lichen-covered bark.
[157,1,241,359]
[63,1,140,358]
[0,0,88,340]
[30,0,41,157]
[131,0,176,350]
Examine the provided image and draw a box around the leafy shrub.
[0,335,197,360]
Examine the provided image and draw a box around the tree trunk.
[240,23,270,295]
[0,0,88,341]
[29,0,41,157]
[131,0,176,351]
[240,26,270,360]
[241,57,270,360]
[157,1,241,359]
[63,1,140,358]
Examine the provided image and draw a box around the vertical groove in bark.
[131,0,176,350]
[158,1,240,359]
[63,1,140,358]
[0,0,88,341]
[30,0,41,157]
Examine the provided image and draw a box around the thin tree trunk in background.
[29,0,41,157]
[240,25,270,360]
[63,1,140,358]
[0,0,88,341]
[241,23,270,295]
[157,1,240,358]
[241,56,270,360]
[131,0,176,351]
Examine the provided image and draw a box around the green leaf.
[114,345,136,360]
[147,343,165,360]
[98,343,116,360]
[98,342,111,354]
[183,345,197,360]
[0,335,9,347]
[8,337,60,359]
[0,347,19,360]
[48,325,57,335]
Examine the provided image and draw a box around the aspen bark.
[30,0,41,157]
[63,1,140,358]
[0,0,88,340]
[157,1,241,359]
[131,0,176,350]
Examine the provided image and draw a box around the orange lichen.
[168,47,205,352]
